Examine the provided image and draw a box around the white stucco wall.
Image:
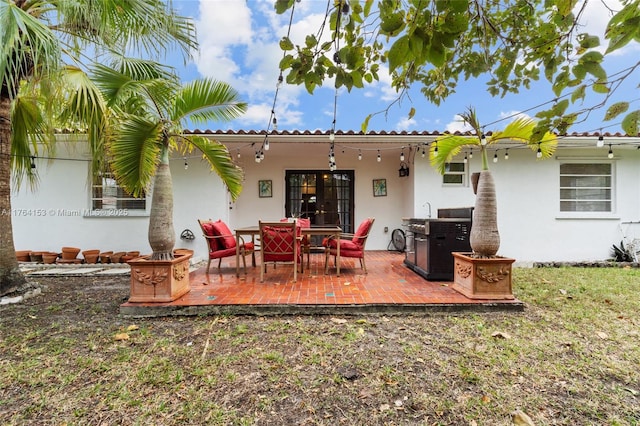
[10,135,640,264]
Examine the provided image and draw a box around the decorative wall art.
[259,180,273,198]
[373,178,387,197]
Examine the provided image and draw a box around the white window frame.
[442,162,467,186]
[557,159,616,219]
[87,171,149,217]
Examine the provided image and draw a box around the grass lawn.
[0,267,639,425]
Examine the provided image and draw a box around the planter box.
[127,253,192,303]
[452,252,515,300]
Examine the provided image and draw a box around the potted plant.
[430,107,557,299]
[94,63,246,302]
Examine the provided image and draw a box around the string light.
[421,147,426,158]
[237,149,241,159]
[469,151,473,159]
[377,150,381,162]
[30,156,36,169]
[504,149,509,160]
[358,149,362,161]
[264,136,270,151]
[493,151,498,163]
[536,143,542,158]
[255,151,261,163]
[597,134,604,148]
[400,148,405,161]
[272,115,278,131]
[184,156,188,170]
[481,134,487,146]
[260,150,265,161]
[433,142,438,157]
[608,144,614,159]
[463,153,468,163]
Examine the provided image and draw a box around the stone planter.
[452,252,515,300]
[127,252,192,303]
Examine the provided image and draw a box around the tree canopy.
[275,0,640,139]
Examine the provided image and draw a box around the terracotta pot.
[110,251,126,263]
[126,251,140,258]
[83,249,100,264]
[99,251,113,264]
[120,255,134,263]
[61,247,81,260]
[16,250,31,262]
[42,252,59,264]
[128,253,193,302]
[30,252,44,263]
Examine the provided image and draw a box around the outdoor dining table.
[234,225,343,277]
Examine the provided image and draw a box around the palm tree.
[0,0,197,296]
[93,64,246,260]
[430,107,558,257]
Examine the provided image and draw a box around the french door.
[285,170,355,234]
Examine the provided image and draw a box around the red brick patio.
[119,250,524,317]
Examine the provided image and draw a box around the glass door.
[285,170,355,234]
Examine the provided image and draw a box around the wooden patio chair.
[260,220,303,282]
[197,219,255,274]
[324,217,375,274]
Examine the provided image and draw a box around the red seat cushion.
[211,220,236,249]
[200,221,219,251]
[352,218,373,248]
[262,226,300,262]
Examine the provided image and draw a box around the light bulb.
[608,145,614,159]
[377,150,381,162]
[597,135,604,147]
[184,157,188,170]
[434,143,438,157]
[536,146,542,158]
[260,151,265,160]
[481,134,487,146]
[493,152,498,163]
[264,138,270,151]
[272,117,277,131]
[237,149,241,159]
[504,150,509,160]
[469,152,473,159]
[329,131,335,142]
[358,150,362,161]
[400,150,405,161]
[421,149,425,158]
[463,154,468,164]
[255,153,260,163]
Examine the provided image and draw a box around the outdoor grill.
[403,207,473,281]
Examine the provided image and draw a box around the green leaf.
[363,0,374,17]
[621,110,640,136]
[579,51,604,64]
[571,85,586,103]
[578,34,600,49]
[426,43,446,67]
[380,12,405,36]
[408,107,416,119]
[388,35,410,72]
[604,102,629,121]
[274,0,293,14]
[582,61,607,80]
[351,70,364,88]
[361,114,372,133]
[279,37,294,51]
[305,35,318,48]
[572,64,586,79]
[593,81,610,94]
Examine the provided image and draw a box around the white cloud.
[396,117,417,131]
[445,115,472,133]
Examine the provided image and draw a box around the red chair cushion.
[262,226,299,262]
[211,220,236,249]
[352,218,373,248]
[200,221,219,251]
[209,246,237,259]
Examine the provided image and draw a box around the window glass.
[559,163,612,212]
[92,172,146,211]
[443,162,466,185]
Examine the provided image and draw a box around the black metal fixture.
[398,162,410,177]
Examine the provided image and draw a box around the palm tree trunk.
[469,170,500,256]
[148,146,175,260]
[0,96,28,296]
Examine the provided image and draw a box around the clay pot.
[99,251,113,264]
[16,250,31,262]
[120,255,134,262]
[82,249,100,264]
[61,247,81,260]
[30,252,44,263]
[110,251,126,263]
[42,252,59,264]
[126,251,140,258]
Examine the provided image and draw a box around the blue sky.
[172,0,638,135]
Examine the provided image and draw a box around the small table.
[234,225,342,277]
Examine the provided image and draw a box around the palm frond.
[108,115,162,196]
[430,135,478,174]
[171,78,247,125]
[0,2,60,98]
[188,136,244,201]
[10,94,55,189]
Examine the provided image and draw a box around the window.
[559,163,612,212]
[443,162,466,185]
[91,172,146,211]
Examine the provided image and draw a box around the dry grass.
[0,267,639,425]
